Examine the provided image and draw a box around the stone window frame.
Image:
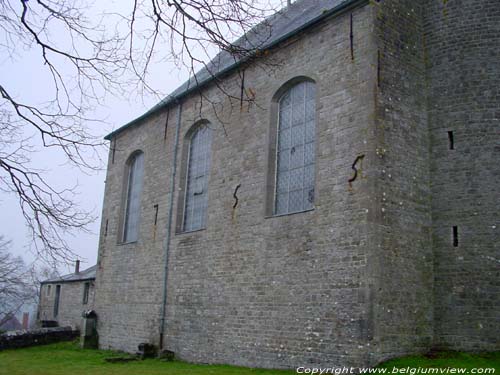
[46,284,51,297]
[176,120,214,234]
[118,150,145,244]
[264,76,319,217]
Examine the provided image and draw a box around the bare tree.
[0,236,39,327]
[0,0,280,264]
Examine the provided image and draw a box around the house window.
[122,151,144,243]
[46,284,51,297]
[82,282,90,304]
[274,80,316,215]
[54,285,61,318]
[183,124,213,232]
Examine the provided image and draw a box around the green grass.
[378,351,500,372]
[0,342,498,375]
[0,341,294,375]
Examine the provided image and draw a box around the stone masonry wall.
[0,327,79,351]
[92,0,499,368]
[93,107,169,351]
[38,284,56,323]
[38,281,95,329]
[165,4,378,369]
[424,0,500,351]
[369,0,434,364]
[94,2,380,368]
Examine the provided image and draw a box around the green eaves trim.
[104,0,368,141]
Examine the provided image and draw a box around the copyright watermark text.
[296,367,496,374]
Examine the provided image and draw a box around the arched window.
[183,125,213,232]
[122,151,144,242]
[275,80,316,215]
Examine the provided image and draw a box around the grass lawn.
[0,342,295,375]
[378,351,500,372]
[0,342,498,375]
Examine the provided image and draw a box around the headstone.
[80,310,98,349]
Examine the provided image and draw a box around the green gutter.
[104,0,368,141]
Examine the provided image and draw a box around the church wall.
[424,0,500,351]
[92,0,499,368]
[164,3,378,369]
[369,0,434,364]
[93,107,172,351]
[94,2,380,368]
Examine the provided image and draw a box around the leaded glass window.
[275,81,316,215]
[123,151,144,242]
[183,125,213,232]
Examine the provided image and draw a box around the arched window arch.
[274,80,316,215]
[182,124,213,232]
[122,151,144,242]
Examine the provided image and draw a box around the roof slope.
[105,0,364,140]
[41,265,96,284]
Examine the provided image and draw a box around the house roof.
[41,265,96,284]
[104,0,366,140]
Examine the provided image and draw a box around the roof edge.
[104,0,368,141]
[40,277,95,285]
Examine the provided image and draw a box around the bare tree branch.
[1,0,281,264]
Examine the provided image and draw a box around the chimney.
[22,312,29,330]
[75,259,80,274]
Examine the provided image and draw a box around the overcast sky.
[1,0,284,275]
[1,58,187,275]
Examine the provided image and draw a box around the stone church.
[93,0,499,368]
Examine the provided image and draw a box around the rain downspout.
[159,100,182,350]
